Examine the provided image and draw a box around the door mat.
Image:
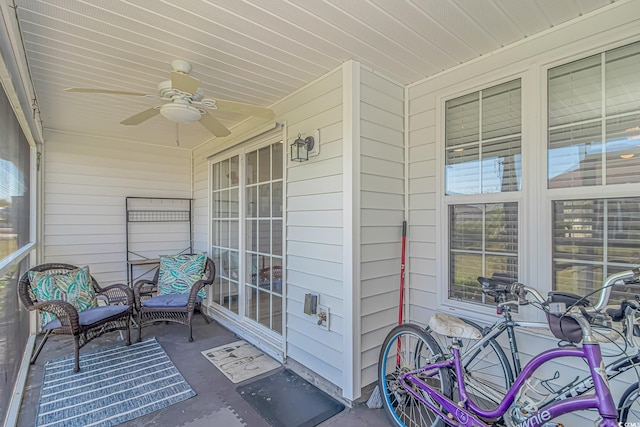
[201,340,281,383]
[36,338,195,427]
[237,369,345,427]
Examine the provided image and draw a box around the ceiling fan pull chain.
[175,123,180,147]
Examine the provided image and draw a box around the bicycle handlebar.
[478,267,640,310]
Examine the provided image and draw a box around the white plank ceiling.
[11,0,617,148]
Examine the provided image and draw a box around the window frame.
[437,72,530,322]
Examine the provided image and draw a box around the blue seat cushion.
[44,305,129,330]
[141,293,202,308]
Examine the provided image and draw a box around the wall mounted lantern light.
[290,133,315,162]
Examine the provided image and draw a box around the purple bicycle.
[378,279,632,427]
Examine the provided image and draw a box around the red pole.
[396,220,407,365]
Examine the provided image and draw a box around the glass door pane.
[244,141,283,335]
[211,155,240,314]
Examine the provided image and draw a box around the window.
[0,89,31,262]
[549,41,640,300]
[445,79,522,306]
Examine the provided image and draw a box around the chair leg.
[30,329,52,364]
[125,314,132,346]
[137,310,143,343]
[200,307,210,324]
[188,321,194,342]
[73,336,80,372]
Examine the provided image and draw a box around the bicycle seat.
[428,313,482,339]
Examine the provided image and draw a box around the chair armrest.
[186,279,209,308]
[133,279,158,309]
[32,300,80,333]
[98,284,134,306]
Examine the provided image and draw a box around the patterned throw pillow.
[158,253,207,298]
[28,266,98,327]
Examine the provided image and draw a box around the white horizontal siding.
[43,131,191,284]
[359,68,405,388]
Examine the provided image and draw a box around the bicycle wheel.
[427,318,513,410]
[378,323,453,427]
[618,381,640,423]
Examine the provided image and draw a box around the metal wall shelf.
[125,197,192,285]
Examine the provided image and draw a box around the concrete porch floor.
[16,317,391,427]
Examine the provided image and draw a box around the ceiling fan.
[65,59,274,137]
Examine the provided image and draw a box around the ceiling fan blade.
[65,88,148,96]
[213,99,274,119]
[171,71,200,94]
[120,107,160,125]
[199,112,231,137]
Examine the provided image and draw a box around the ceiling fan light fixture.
[160,103,201,123]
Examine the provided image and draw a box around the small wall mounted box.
[304,293,318,315]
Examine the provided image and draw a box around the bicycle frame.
[471,312,640,407]
[402,343,619,427]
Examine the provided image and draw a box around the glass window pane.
[607,199,640,264]
[272,182,283,217]
[605,41,640,116]
[272,141,283,180]
[272,294,282,334]
[553,199,604,263]
[230,188,239,217]
[212,163,220,191]
[246,284,257,321]
[246,253,257,286]
[272,258,283,295]
[449,203,518,306]
[548,54,601,127]
[246,186,257,217]
[229,281,239,314]
[258,290,270,328]
[220,159,230,189]
[481,138,521,193]
[482,80,521,140]
[246,151,257,185]
[446,92,479,146]
[445,146,480,195]
[258,146,270,182]
[605,114,640,185]
[246,219,257,252]
[230,155,239,186]
[219,190,230,218]
[229,220,239,250]
[259,220,270,253]
[258,184,270,217]
[450,205,482,251]
[272,220,282,256]
[485,203,518,253]
[449,253,483,303]
[548,122,602,188]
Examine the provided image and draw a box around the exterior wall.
[358,68,405,387]
[43,130,191,285]
[192,69,347,389]
[406,2,640,424]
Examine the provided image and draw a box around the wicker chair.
[18,263,133,372]
[133,256,215,342]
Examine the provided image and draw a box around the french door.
[211,138,283,337]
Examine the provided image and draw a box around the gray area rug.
[36,337,195,427]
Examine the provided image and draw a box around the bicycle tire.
[378,323,453,427]
[618,381,640,423]
[427,317,514,409]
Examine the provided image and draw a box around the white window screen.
[445,79,522,195]
[449,203,518,305]
[548,41,640,188]
[552,198,640,304]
